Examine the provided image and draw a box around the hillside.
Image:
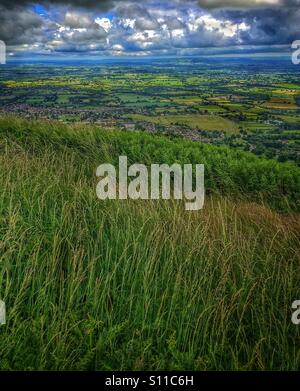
[0,116,299,370]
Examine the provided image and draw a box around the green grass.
[278,115,300,125]
[117,93,169,108]
[57,94,70,104]
[0,116,299,370]
[242,122,276,133]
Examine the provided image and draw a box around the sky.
[0,0,300,58]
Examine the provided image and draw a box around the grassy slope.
[0,116,299,370]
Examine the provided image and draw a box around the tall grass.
[0,116,299,370]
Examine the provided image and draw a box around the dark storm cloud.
[0,0,115,9]
[0,0,299,9]
[215,6,300,45]
[196,0,300,8]
[0,5,44,45]
[196,0,282,8]
[114,3,161,30]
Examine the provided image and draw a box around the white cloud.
[190,14,249,38]
[64,11,93,28]
[171,29,185,38]
[95,17,112,32]
[112,44,124,50]
[119,18,136,29]
[2,0,297,57]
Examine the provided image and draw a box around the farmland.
[0,57,300,164]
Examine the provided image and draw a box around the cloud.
[64,11,94,28]
[0,0,299,11]
[0,6,44,45]
[0,0,116,10]
[1,0,300,57]
[218,6,300,45]
[196,0,283,8]
[47,9,108,53]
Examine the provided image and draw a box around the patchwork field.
[0,58,299,164]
